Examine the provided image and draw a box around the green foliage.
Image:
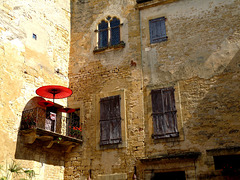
[57,137,62,143]
[0,161,35,180]
[8,161,22,174]
[24,170,35,179]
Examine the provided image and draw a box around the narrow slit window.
[32,33,37,40]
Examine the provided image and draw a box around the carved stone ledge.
[93,41,125,54]
[19,128,82,153]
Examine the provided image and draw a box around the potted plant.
[68,126,82,139]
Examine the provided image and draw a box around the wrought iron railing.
[20,107,46,130]
[20,107,82,139]
[62,116,82,139]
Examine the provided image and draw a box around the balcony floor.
[20,127,82,153]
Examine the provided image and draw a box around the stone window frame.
[93,16,125,53]
[145,83,184,143]
[95,89,127,150]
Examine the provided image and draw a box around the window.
[100,95,121,145]
[69,109,80,128]
[94,16,125,52]
[149,17,167,44]
[98,20,109,48]
[136,0,152,3]
[96,90,127,149]
[67,108,81,139]
[32,33,37,40]
[46,106,57,132]
[110,17,120,46]
[151,87,179,139]
[151,171,186,180]
[214,155,240,170]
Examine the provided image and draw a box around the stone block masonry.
[0,0,70,179]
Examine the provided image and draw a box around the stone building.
[0,0,240,179]
[0,0,71,179]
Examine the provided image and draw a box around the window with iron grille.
[151,87,179,139]
[149,17,167,44]
[95,16,123,51]
[100,95,122,145]
[67,109,81,139]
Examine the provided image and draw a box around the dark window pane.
[67,109,81,139]
[110,18,120,45]
[98,20,108,48]
[98,20,108,30]
[214,155,240,170]
[136,0,152,3]
[152,171,186,180]
[99,30,108,48]
[110,17,120,27]
[71,109,80,127]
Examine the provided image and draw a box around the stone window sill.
[93,41,125,54]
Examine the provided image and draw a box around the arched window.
[95,16,124,52]
[110,17,120,46]
[98,20,108,48]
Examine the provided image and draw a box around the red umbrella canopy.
[36,85,72,99]
[38,100,54,107]
[59,108,75,113]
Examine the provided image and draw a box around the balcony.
[19,107,82,153]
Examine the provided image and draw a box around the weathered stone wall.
[66,0,144,179]
[1,0,238,179]
[139,0,240,179]
[68,0,240,179]
[0,0,70,179]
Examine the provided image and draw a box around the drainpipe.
[138,4,147,159]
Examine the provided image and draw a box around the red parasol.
[59,108,76,113]
[36,85,72,102]
[38,100,54,107]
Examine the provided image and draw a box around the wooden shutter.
[100,95,121,145]
[151,87,178,139]
[149,17,167,44]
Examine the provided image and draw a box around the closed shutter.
[149,17,167,44]
[110,17,120,46]
[100,95,121,145]
[151,87,178,139]
[98,20,108,48]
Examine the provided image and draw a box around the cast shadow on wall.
[15,97,65,166]
[182,49,240,179]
